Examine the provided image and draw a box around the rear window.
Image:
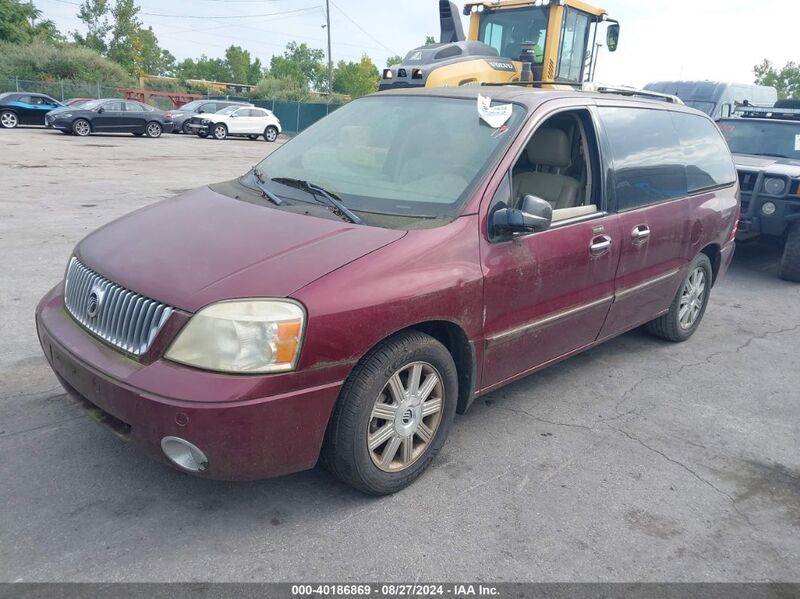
[599,107,688,210]
[670,112,736,193]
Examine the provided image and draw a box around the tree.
[386,55,403,67]
[107,0,142,73]
[333,54,379,98]
[226,45,258,84]
[73,0,111,53]
[425,35,436,45]
[754,59,800,100]
[0,0,61,44]
[176,55,232,82]
[136,27,175,76]
[269,42,326,90]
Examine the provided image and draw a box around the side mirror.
[198,109,205,114]
[606,23,620,52]
[97,107,105,113]
[492,194,553,236]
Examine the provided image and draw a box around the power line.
[328,0,399,55]
[44,0,320,20]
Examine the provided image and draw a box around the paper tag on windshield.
[478,94,512,129]
[795,134,800,151]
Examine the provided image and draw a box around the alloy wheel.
[265,127,278,142]
[1,112,19,128]
[679,267,706,330]
[367,361,444,472]
[73,120,90,136]
[146,122,162,138]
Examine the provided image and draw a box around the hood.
[733,153,800,177]
[75,187,406,312]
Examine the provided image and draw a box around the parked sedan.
[45,99,174,137]
[186,105,281,141]
[0,91,63,128]
[170,99,252,134]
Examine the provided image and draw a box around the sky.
[35,0,799,87]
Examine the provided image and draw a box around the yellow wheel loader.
[379,0,619,90]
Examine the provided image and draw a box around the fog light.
[761,201,777,216]
[161,436,208,472]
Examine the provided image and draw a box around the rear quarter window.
[670,112,736,193]
[599,106,688,211]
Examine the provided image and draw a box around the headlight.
[56,113,72,119]
[165,300,305,374]
[764,177,786,195]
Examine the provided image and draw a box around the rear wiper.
[272,177,363,224]
[250,168,283,206]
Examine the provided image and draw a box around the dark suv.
[718,104,800,281]
[36,87,738,495]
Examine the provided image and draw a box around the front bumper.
[35,284,346,480]
[186,121,211,135]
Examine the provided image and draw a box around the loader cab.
[468,0,617,82]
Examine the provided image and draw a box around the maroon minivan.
[36,87,739,494]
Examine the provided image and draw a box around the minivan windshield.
[253,95,526,222]
[719,119,800,160]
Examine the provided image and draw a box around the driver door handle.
[632,225,651,241]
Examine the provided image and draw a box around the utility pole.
[326,0,333,96]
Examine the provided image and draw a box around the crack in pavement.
[613,322,800,416]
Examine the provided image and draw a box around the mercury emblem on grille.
[87,286,104,318]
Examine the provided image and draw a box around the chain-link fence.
[1,78,125,102]
[2,78,343,134]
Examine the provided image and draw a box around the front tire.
[212,123,227,140]
[0,110,18,128]
[323,331,458,495]
[72,118,91,137]
[264,125,278,142]
[778,223,800,282]
[145,121,162,138]
[647,253,713,342]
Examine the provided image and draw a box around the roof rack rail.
[734,105,800,121]
[480,81,683,104]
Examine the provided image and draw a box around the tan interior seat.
[513,128,582,211]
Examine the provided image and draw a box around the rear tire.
[198,131,208,138]
[182,121,193,134]
[647,253,713,342]
[264,125,278,142]
[779,223,800,282]
[1,110,18,128]
[212,123,227,140]
[145,121,162,138]
[322,331,458,495]
[72,118,91,137]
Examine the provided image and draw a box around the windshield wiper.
[272,177,363,224]
[249,168,283,206]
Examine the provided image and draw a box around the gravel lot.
[1,126,799,583]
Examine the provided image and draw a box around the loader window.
[478,7,548,63]
[557,7,591,81]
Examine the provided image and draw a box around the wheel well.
[405,321,476,414]
[700,243,721,284]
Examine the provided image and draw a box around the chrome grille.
[64,257,173,356]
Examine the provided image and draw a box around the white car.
[187,105,282,142]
